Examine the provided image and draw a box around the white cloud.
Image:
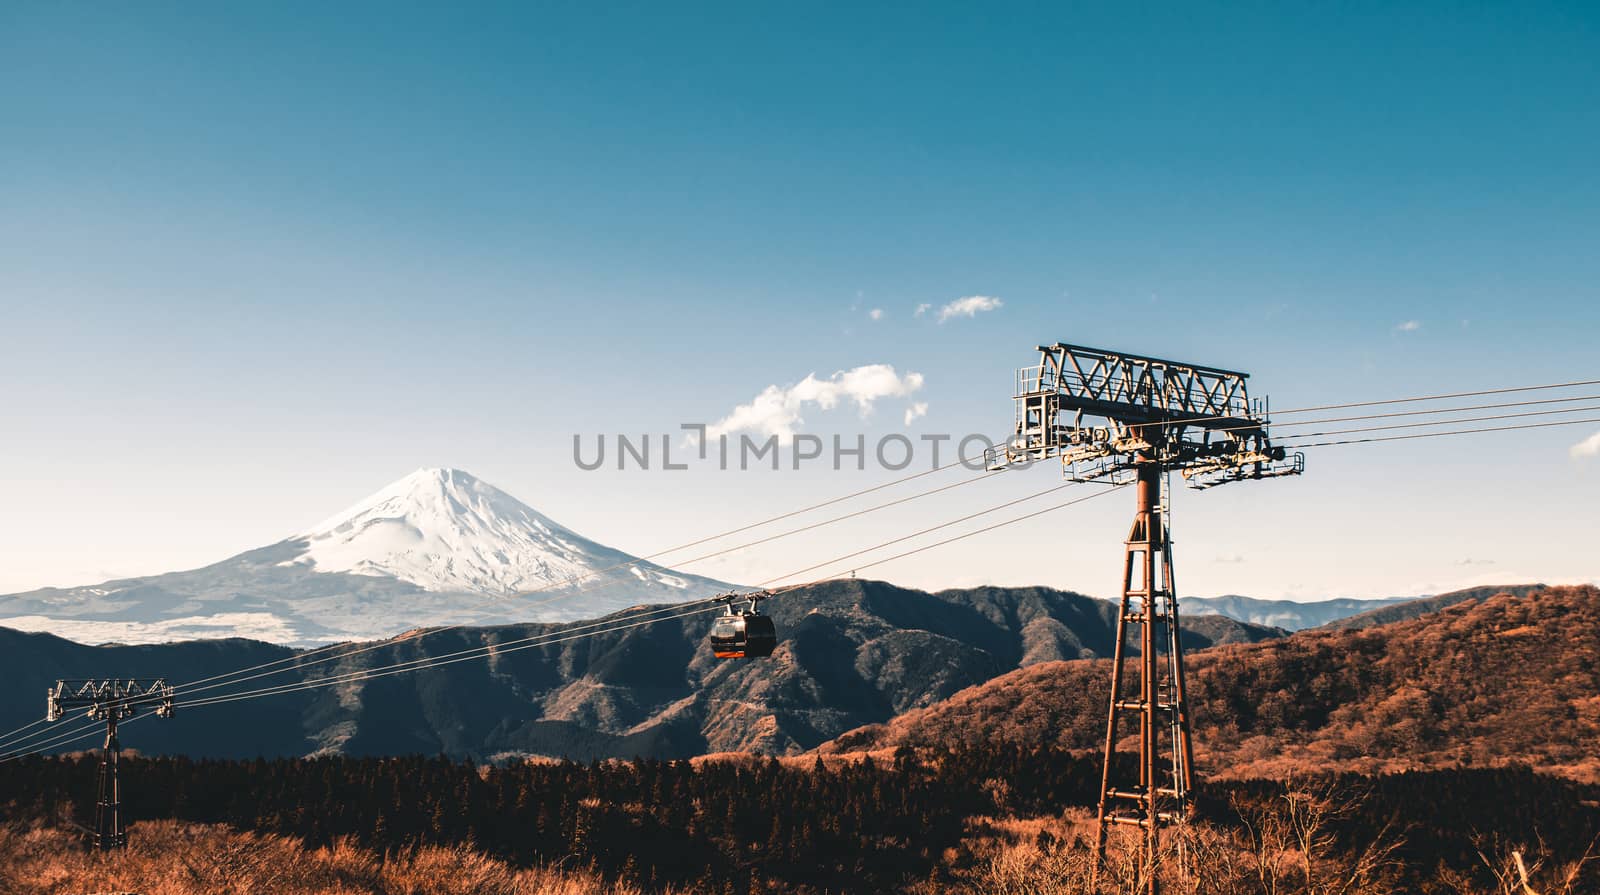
[1571,430,1600,460]
[1395,320,1421,333]
[705,364,927,439]
[903,402,929,425]
[937,295,1003,323]
[913,303,931,317]
[868,308,884,321]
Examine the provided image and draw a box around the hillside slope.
[0,579,1279,761]
[1315,583,1546,631]
[821,586,1600,781]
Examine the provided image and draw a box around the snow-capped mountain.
[293,468,696,597]
[0,468,732,646]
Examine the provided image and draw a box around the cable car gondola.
[709,592,777,659]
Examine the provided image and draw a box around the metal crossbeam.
[1024,342,1255,427]
[47,679,174,720]
[991,342,1302,490]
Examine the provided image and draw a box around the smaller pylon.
[46,679,174,850]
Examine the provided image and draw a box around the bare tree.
[1437,834,1600,895]
[1223,778,1403,895]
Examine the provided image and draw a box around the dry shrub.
[970,836,1094,895]
[905,812,1098,895]
[943,782,1406,895]
[0,819,694,895]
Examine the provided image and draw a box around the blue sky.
[2,3,1597,601]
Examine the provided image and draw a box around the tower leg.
[94,715,123,851]
[1092,461,1194,895]
[1092,543,1135,866]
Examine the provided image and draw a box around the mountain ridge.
[0,579,1281,761]
[1314,583,1547,631]
[1182,593,1414,630]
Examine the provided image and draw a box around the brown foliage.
[823,587,1600,781]
[912,786,1407,895]
[0,820,689,895]
[926,787,1592,895]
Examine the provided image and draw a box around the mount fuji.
[0,468,732,646]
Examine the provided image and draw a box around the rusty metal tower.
[46,679,174,850]
[987,343,1301,894]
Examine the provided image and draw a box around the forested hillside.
[824,586,1600,781]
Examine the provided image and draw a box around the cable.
[80,376,1600,701]
[40,386,1595,720]
[32,406,1589,740]
[1264,378,1600,416]
[756,482,1091,585]
[1282,415,1600,449]
[171,478,1092,710]
[993,374,1600,454]
[1,605,731,758]
[241,485,1126,709]
[1042,370,1600,425]
[0,717,50,750]
[0,714,107,759]
[175,598,737,709]
[167,437,1008,698]
[827,483,1126,580]
[28,397,1582,749]
[1146,394,1600,441]
[2,450,1013,752]
[166,376,1600,711]
[162,435,1004,694]
[180,481,1131,715]
[3,712,153,764]
[175,602,729,710]
[1271,393,1600,428]
[0,716,109,762]
[642,469,1002,574]
[0,602,732,756]
[163,464,1007,704]
[172,479,1085,711]
[1277,404,1600,440]
[17,377,1597,754]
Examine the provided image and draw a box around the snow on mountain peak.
[0,466,731,646]
[295,467,651,596]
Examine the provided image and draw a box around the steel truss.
[986,343,1302,894]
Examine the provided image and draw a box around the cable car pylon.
[45,679,174,850]
[986,342,1301,894]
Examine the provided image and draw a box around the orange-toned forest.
[826,586,1600,783]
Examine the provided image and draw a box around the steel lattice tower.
[46,679,174,850]
[987,343,1301,894]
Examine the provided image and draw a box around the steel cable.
[170,479,1090,711]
